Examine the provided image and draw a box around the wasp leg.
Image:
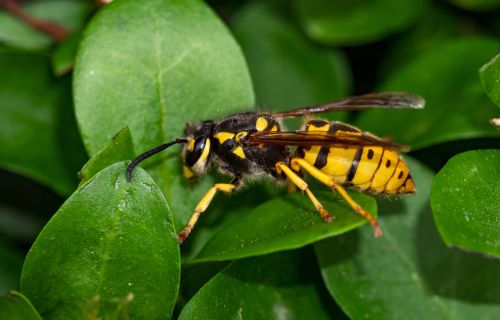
[275,162,333,222]
[178,177,241,244]
[291,158,382,238]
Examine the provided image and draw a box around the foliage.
[0,0,499,319]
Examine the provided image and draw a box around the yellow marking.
[322,147,359,179]
[256,117,268,131]
[214,132,234,144]
[301,122,345,180]
[177,182,237,243]
[232,146,246,159]
[271,124,278,132]
[276,162,332,221]
[351,147,383,190]
[303,146,322,166]
[385,159,409,194]
[235,131,248,142]
[187,138,195,152]
[183,165,194,179]
[291,158,382,237]
[369,150,399,194]
[198,138,211,162]
[307,122,330,131]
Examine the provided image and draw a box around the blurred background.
[0,0,499,301]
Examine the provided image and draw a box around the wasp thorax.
[181,121,214,179]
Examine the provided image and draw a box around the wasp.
[126,92,424,243]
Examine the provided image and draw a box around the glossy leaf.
[78,126,135,186]
[293,0,429,45]
[190,191,376,263]
[0,291,41,320]
[316,157,500,319]
[446,0,500,11]
[357,37,500,149]
[74,0,254,230]
[231,1,351,111]
[480,53,500,107]
[0,51,87,196]
[0,0,90,50]
[179,250,331,319]
[21,163,180,319]
[431,150,500,258]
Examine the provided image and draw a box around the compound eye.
[185,136,207,167]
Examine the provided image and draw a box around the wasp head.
[181,120,215,180]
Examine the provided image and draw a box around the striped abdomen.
[295,120,415,195]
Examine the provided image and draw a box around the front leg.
[177,176,241,243]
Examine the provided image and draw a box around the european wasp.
[126,92,424,243]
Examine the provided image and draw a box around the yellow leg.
[291,158,382,238]
[178,181,238,243]
[276,162,333,222]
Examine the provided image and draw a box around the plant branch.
[1,0,68,42]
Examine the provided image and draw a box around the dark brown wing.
[246,131,409,151]
[273,92,425,118]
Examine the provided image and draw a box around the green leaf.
[20,162,180,319]
[357,37,500,149]
[74,0,254,230]
[52,31,81,76]
[0,291,42,320]
[293,0,429,45]
[179,250,331,319]
[231,1,351,110]
[480,53,500,108]
[380,4,476,76]
[190,191,376,263]
[0,51,87,196]
[431,150,500,258]
[446,0,500,11]
[315,157,500,319]
[0,0,90,50]
[78,126,135,186]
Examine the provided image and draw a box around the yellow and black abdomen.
[295,120,416,195]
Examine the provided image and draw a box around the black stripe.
[382,158,400,191]
[314,147,329,169]
[347,148,363,182]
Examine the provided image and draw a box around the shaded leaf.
[21,162,180,319]
[0,0,90,50]
[179,250,331,319]
[73,0,254,230]
[446,0,500,11]
[190,191,376,263]
[357,37,500,149]
[293,0,429,45]
[52,31,81,76]
[480,53,500,108]
[78,126,135,186]
[431,150,500,258]
[380,4,479,76]
[0,51,87,196]
[231,1,351,111]
[0,291,41,320]
[316,157,500,319]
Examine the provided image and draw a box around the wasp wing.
[273,92,425,118]
[247,130,409,151]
